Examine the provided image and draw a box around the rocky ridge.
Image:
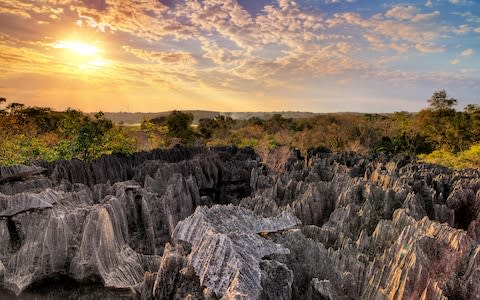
[0,146,479,299]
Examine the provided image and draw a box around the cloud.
[385,5,439,23]
[327,9,443,56]
[448,0,473,4]
[363,34,386,51]
[451,24,470,34]
[390,43,409,53]
[461,48,473,57]
[72,0,196,40]
[0,0,355,96]
[412,11,440,22]
[415,43,445,53]
[0,0,69,19]
[0,0,478,112]
[323,0,356,3]
[385,6,416,21]
[450,58,460,64]
[122,46,198,65]
[198,37,244,65]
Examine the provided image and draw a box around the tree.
[464,104,480,142]
[264,114,294,133]
[198,115,235,139]
[19,106,60,133]
[198,118,217,139]
[464,104,480,114]
[77,112,113,159]
[150,116,167,126]
[140,117,170,149]
[428,90,457,111]
[165,110,195,143]
[56,111,114,160]
[0,97,6,115]
[6,102,25,114]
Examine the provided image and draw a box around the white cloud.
[385,5,416,21]
[415,43,445,53]
[425,0,433,8]
[452,24,470,34]
[448,0,474,4]
[450,59,460,65]
[461,48,473,56]
[412,11,440,22]
[364,34,386,51]
[390,43,409,53]
[323,0,356,3]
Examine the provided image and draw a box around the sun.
[53,40,100,56]
[52,39,110,71]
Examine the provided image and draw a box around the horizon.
[92,110,414,114]
[0,0,479,112]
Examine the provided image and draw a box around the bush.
[419,143,480,169]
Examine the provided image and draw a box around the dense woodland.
[1,91,479,169]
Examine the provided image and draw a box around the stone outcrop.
[0,165,46,184]
[0,146,260,297]
[247,150,480,300]
[1,145,480,299]
[173,205,300,299]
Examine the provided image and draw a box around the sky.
[0,0,479,113]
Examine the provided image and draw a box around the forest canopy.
[0,91,479,169]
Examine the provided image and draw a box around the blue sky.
[0,0,478,112]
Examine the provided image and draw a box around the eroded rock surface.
[0,146,259,297]
[173,205,300,299]
[246,150,480,300]
[1,146,480,299]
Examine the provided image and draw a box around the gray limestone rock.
[0,165,45,183]
[1,146,480,300]
[0,189,59,217]
[173,205,300,299]
[259,260,293,300]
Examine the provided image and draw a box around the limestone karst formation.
[0,145,479,299]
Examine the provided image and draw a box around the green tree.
[198,115,235,139]
[56,111,113,160]
[264,114,294,134]
[98,127,136,157]
[417,92,476,152]
[464,104,480,142]
[165,110,195,143]
[428,90,457,111]
[76,112,113,159]
[140,117,170,149]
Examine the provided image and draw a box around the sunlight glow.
[51,39,111,71]
[53,40,100,56]
[78,58,111,70]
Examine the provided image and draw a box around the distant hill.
[90,111,322,125]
